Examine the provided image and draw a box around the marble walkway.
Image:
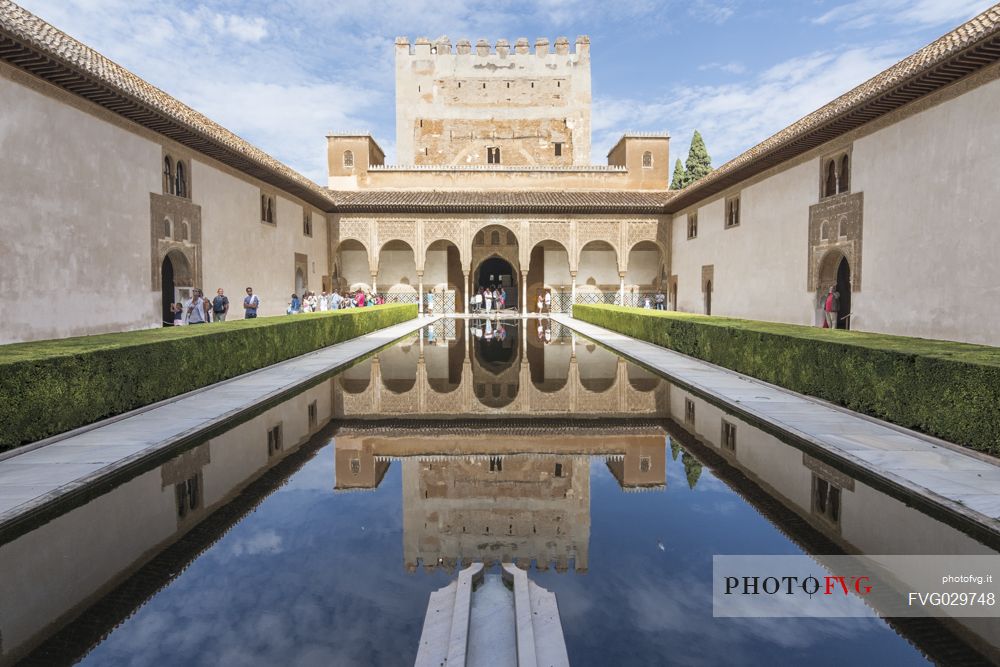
[0,316,436,531]
[553,314,1000,536]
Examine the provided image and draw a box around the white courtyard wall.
[543,248,571,285]
[0,67,160,344]
[669,72,1000,345]
[195,163,329,317]
[850,75,1000,344]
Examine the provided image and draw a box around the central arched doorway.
[474,256,518,310]
[161,250,193,326]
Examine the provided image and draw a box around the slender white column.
[521,271,528,316]
[619,273,626,306]
[417,272,424,316]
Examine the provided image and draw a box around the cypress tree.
[682,451,703,489]
[684,130,713,185]
[670,158,688,190]
[670,437,681,461]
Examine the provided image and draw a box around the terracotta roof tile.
[330,190,674,213]
[0,0,336,208]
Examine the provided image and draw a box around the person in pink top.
[823,286,840,329]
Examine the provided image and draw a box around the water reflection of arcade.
[334,318,668,418]
[333,429,667,573]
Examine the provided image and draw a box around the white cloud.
[207,12,268,42]
[813,0,994,30]
[690,0,739,24]
[592,42,905,167]
[698,61,747,74]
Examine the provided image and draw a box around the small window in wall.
[491,230,501,245]
[180,221,189,242]
[303,211,313,237]
[684,398,695,424]
[175,474,201,519]
[687,212,698,239]
[812,474,842,526]
[824,160,837,197]
[350,458,361,475]
[162,218,172,238]
[175,161,187,198]
[554,462,563,478]
[343,150,354,168]
[489,456,503,472]
[721,420,736,452]
[267,424,283,457]
[163,156,175,195]
[554,142,563,157]
[640,456,651,473]
[308,400,318,428]
[487,147,501,164]
[642,151,653,169]
[820,151,851,199]
[261,194,275,224]
[725,195,740,228]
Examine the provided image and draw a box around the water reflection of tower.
[402,454,590,573]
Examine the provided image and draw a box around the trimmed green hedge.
[574,305,1000,455]
[0,304,416,451]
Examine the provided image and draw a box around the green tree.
[670,437,681,461]
[682,450,703,489]
[670,158,688,190]
[684,130,713,186]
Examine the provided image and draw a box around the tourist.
[287,293,301,314]
[355,288,365,307]
[212,288,229,322]
[244,286,260,319]
[823,286,840,329]
[427,288,435,315]
[171,302,184,326]
[306,291,318,312]
[544,290,551,313]
[644,295,652,309]
[655,290,666,310]
[319,291,329,311]
[499,287,507,309]
[331,291,343,310]
[187,288,208,324]
[536,290,544,313]
[484,287,492,313]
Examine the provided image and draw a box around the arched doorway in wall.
[337,239,372,292]
[475,256,518,310]
[817,249,852,329]
[160,250,193,326]
[625,241,663,307]
[836,257,852,330]
[577,240,619,304]
[425,239,465,314]
[526,240,570,313]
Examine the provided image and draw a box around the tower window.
[343,150,354,168]
[487,147,501,164]
[554,142,563,157]
[303,211,313,237]
[642,151,653,169]
[163,156,175,195]
[175,161,187,198]
[839,155,850,193]
[687,212,698,239]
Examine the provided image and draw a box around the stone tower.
[394,36,592,166]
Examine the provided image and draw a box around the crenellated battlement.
[395,35,590,58]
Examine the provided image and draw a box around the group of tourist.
[470,286,507,313]
[167,287,234,326]
[287,289,386,314]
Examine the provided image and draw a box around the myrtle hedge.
[574,305,1000,455]
[0,305,416,452]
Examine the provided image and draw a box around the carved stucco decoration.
[529,221,572,251]
[376,219,417,250]
[150,192,202,291]
[807,192,863,292]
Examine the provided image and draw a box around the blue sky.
[16,0,996,184]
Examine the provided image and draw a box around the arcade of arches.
[331,217,668,314]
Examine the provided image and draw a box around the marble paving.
[0,316,437,529]
[554,314,1000,530]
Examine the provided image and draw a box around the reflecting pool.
[1,319,997,666]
